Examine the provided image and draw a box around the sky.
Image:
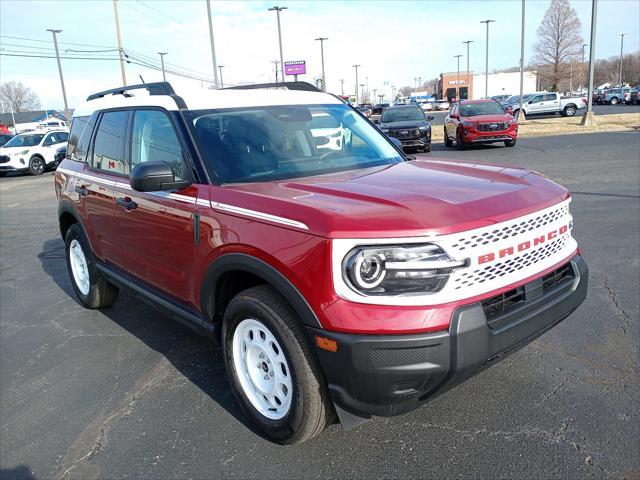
[1,0,639,110]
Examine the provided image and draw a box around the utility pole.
[353,64,360,104]
[157,52,168,82]
[315,37,328,92]
[339,78,344,96]
[518,0,526,122]
[206,0,220,88]
[46,29,70,122]
[618,33,629,86]
[112,0,126,85]
[268,6,287,83]
[454,54,462,100]
[580,43,588,93]
[480,19,495,98]
[218,65,225,88]
[582,0,598,127]
[463,40,473,98]
[271,60,280,82]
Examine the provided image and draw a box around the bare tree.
[399,86,412,97]
[0,81,42,112]
[533,0,583,91]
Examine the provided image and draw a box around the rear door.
[110,108,199,305]
[40,131,69,165]
[539,93,559,113]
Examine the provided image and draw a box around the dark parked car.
[374,105,433,152]
[54,145,66,168]
[372,103,389,114]
[355,105,372,117]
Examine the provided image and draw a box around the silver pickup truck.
[512,92,586,117]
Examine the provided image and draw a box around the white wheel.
[232,318,293,420]
[69,239,90,295]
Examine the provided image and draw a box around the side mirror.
[426,115,434,121]
[130,161,191,192]
[528,100,534,104]
[372,119,380,124]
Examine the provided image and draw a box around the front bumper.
[309,255,588,420]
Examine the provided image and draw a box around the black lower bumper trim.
[309,255,588,419]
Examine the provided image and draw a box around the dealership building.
[439,70,538,101]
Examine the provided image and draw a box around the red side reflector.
[315,335,338,352]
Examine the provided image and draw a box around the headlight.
[19,149,30,155]
[343,244,466,296]
[419,125,430,131]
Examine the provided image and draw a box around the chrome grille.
[476,122,509,132]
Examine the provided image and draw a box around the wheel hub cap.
[232,319,293,420]
[69,239,90,295]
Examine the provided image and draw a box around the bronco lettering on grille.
[478,224,569,264]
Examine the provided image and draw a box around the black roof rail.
[86,81,176,101]
[225,81,322,92]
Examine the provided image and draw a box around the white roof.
[73,86,342,118]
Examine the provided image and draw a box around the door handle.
[116,197,138,210]
[74,185,89,196]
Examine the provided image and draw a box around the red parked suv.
[55,82,587,444]
[445,99,518,149]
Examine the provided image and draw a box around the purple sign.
[284,60,306,76]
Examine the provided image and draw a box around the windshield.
[185,103,403,183]
[380,107,425,123]
[3,134,44,147]
[459,102,506,116]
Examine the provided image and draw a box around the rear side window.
[91,111,128,175]
[67,116,92,161]
[543,94,556,101]
[44,132,68,146]
[130,110,187,179]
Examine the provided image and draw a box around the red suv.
[55,82,587,444]
[445,99,518,149]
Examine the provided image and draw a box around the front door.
[527,94,545,114]
[111,109,199,306]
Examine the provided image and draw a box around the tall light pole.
[157,52,167,82]
[315,37,328,92]
[112,0,126,85]
[618,33,629,86]
[518,0,526,122]
[480,19,495,98]
[218,65,225,88]
[580,43,588,93]
[582,0,598,127]
[46,29,70,122]
[360,84,365,104]
[463,40,473,93]
[206,0,220,88]
[454,54,462,100]
[339,78,344,96]
[271,60,279,82]
[353,64,360,104]
[269,6,287,83]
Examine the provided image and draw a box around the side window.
[91,111,128,175]
[530,95,543,103]
[131,110,187,180]
[45,132,68,145]
[70,115,97,162]
[43,134,55,146]
[543,94,556,102]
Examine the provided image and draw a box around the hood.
[379,120,430,129]
[213,159,569,239]
[462,114,512,123]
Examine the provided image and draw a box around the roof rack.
[225,81,322,93]
[86,81,176,101]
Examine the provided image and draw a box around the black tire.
[423,143,431,153]
[222,285,334,444]
[28,156,45,176]
[563,105,576,117]
[456,130,466,150]
[444,127,453,147]
[505,139,516,147]
[610,97,618,105]
[65,224,119,309]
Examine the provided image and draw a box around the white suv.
[0,130,69,176]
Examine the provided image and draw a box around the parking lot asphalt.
[379,104,640,126]
[1,131,639,479]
